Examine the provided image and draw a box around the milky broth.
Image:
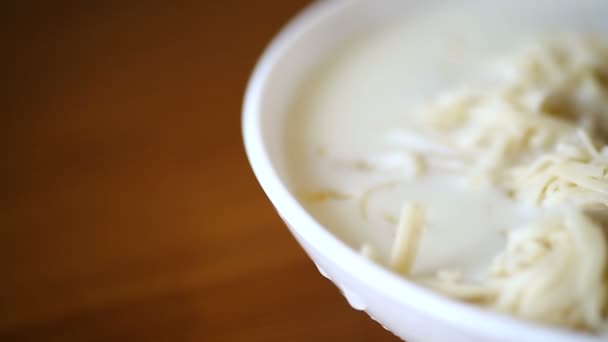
[283,0,608,277]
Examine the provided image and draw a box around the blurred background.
[3,1,397,341]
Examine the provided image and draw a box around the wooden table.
[3,2,399,341]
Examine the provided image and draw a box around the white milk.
[284,0,608,277]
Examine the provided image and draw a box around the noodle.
[389,203,425,275]
[355,35,608,332]
[510,131,608,207]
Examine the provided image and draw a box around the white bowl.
[242,1,601,341]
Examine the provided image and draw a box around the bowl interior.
[253,0,438,183]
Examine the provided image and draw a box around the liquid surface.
[284,0,608,276]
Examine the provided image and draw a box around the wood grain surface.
[3,1,399,341]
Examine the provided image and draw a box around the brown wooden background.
[2,1,399,341]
